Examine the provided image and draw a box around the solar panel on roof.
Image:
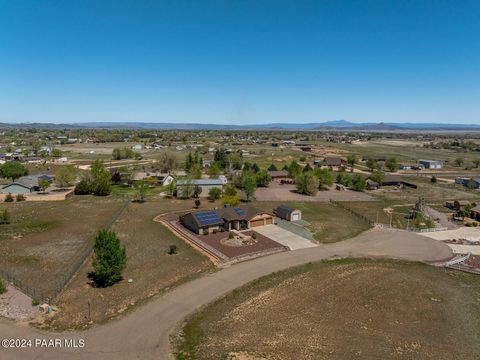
[233,207,246,216]
[195,210,223,226]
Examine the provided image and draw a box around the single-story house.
[382,174,403,186]
[321,157,346,168]
[454,200,471,211]
[132,172,175,186]
[268,170,289,179]
[181,205,274,234]
[202,160,212,168]
[1,174,53,194]
[470,205,480,221]
[274,205,302,222]
[418,160,442,169]
[176,178,224,198]
[455,177,480,189]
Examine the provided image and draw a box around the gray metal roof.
[13,174,52,189]
[176,179,223,186]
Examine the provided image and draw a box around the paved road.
[0,228,452,360]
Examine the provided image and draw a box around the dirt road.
[0,228,452,360]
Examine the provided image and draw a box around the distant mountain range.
[1,120,479,131]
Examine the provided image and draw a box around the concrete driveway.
[254,224,317,250]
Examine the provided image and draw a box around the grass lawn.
[173,259,480,360]
[44,198,215,330]
[254,201,371,243]
[110,183,167,197]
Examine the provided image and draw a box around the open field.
[44,198,214,329]
[255,181,376,202]
[318,139,480,167]
[372,176,480,204]
[254,201,371,243]
[0,196,124,300]
[174,259,480,360]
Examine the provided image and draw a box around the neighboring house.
[381,174,403,186]
[418,159,442,169]
[455,177,470,185]
[275,205,302,221]
[158,174,175,186]
[181,205,274,234]
[366,179,379,190]
[321,157,346,168]
[218,175,228,185]
[22,157,44,164]
[1,174,52,194]
[176,178,224,198]
[470,205,480,221]
[268,170,289,180]
[454,200,471,211]
[132,172,175,186]
[455,177,480,189]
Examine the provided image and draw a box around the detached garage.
[275,205,302,222]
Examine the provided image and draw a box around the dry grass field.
[0,196,124,300]
[253,201,371,243]
[44,198,214,329]
[174,259,480,360]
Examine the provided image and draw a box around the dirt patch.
[0,196,124,300]
[174,259,480,360]
[255,181,376,202]
[44,199,213,330]
[0,284,37,320]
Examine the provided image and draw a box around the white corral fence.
[446,252,472,267]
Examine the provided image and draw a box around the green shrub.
[208,187,222,201]
[167,245,177,255]
[0,208,10,224]
[251,232,257,240]
[0,278,6,294]
[16,193,26,201]
[4,193,14,202]
[32,298,40,306]
[74,180,92,195]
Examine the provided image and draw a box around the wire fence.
[0,199,130,304]
[330,200,375,226]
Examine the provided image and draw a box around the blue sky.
[1,0,479,124]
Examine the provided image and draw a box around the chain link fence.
[0,199,130,303]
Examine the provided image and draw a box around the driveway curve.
[0,228,452,360]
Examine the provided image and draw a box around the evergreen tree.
[92,230,127,287]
